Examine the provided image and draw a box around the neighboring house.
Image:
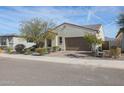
[44,23,104,51]
[102,37,116,50]
[116,28,124,52]
[0,34,35,49]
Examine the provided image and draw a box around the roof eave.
[53,22,99,32]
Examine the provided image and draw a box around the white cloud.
[0,6,123,37]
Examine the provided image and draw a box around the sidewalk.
[1,53,124,69]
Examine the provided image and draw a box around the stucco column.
[6,38,9,47]
[44,39,47,48]
[55,35,58,46]
[0,38,1,46]
[63,37,66,51]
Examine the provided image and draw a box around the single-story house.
[116,28,124,52]
[0,23,104,51]
[102,37,116,50]
[44,23,105,51]
[0,34,35,49]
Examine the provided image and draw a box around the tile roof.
[54,23,102,31]
[83,24,102,31]
[0,34,20,37]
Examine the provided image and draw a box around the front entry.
[47,39,52,47]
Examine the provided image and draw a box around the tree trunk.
[92,43,97,52]
[36,42,44,48]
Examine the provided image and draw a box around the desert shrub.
[15,44,25,53]
[24,48,32,55]
[35,48,47,55]
[7,47,13,54]
[0,46,7,50]
[0,48,3,53]
[110,46,121,59]
[52,46,60,52]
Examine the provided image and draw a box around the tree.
[20,18,56,47]
[84,34,103,45]
[43,30,57,40]
[117,14,124,28]
[84,34,103,51]
[117,14,124,36]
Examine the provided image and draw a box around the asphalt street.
[0,57,124,86]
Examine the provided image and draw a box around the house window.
[1,38,6,45]
[59,37,62,44]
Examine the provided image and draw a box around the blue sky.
[0,6,124,38]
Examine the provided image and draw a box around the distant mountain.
[104,37,115,41]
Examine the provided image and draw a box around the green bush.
[7,47,13,54]
[15,44,25,54]
[24,48,32,55]
[0,48,2,53]
[110,46,121,59]
[44,48,48,54]
[35,48,47,55]
[52,46,60,52]
[47,47,52,53]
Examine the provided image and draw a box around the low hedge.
[7,47,13,54]
[0,48,3,53]
[52,46,60,52]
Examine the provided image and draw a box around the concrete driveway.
[46,51,124,60]
[1,57,124,86]
[45,51,93,58]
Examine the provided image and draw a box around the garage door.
[65,37,91,51]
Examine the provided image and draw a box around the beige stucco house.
[0,34,35,49]
[44,23,105,51]
[0,23,104,51]
[116,28,124,52]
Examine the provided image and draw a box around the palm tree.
[116,13,124,39]
[118,14,124,28]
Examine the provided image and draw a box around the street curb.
[1,54,124,69]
